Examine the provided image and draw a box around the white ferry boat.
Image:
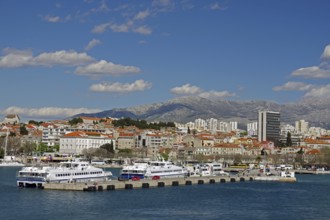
[120,160,187,179]
[16,161,112,188]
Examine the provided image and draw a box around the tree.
[0,148,4,158]
[255,156,262,164]
[28,120,43,126]
[69,117,83,126]
[187,126,191,134]
[20,125,29,135]
[100,142,115,154]
[233,154,242,165]
[160,152,169,161]
[19,142,36,155]
[286,131,292,147]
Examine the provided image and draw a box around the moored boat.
[16,161,112,188]
[120,160,187,179]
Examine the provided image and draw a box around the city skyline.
[1,0,330,121]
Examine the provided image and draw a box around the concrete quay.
[43,174,296,191]
[44,176,254,191]
[294,169,330,175]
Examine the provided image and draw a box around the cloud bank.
[90,80,152,93]
[171,84,235,99]
[0,107,101,118]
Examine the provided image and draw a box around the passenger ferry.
[16,161,112,188]
[120,160,187,179]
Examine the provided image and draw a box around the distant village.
[1,111,330,168]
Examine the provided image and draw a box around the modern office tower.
[295,120,309,134]
[258,111,281,143]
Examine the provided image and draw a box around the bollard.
[142,183,149,189]
[185,180,192,185]
[125,184,133,190]
[172,181,179,186]
[107,185,115,191]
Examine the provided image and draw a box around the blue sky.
[1,0,330,121]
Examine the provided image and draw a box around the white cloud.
[199,90,236,99]
[0,49,34,68]
[291,66,330,78]
[210,2,222,10]
[292,45,330,79]
[34,50,94,66]
[85,39,102,51]
[133,26,152,35]
[134,10,150,20]
[321,45,330,60]
[303,84,330,99]
[0,107,101,118]
[90,80,152,93]
[43,14,71,23]
[92,21,134,34]
[273,81,313,91]
[170,84,202,95]
[44,15,61,23]
[75,60,141,76]
[0,48,94,68]
[92,22,111,33]
[171,83,235,99]
[110,22,132,33]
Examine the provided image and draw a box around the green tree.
[286,131,292,147]
[69,117,83,126]
[160,152,169,161]
[118,149,133,158]
[233,154,242,165]
[20,125,29,135]
[37,143,49,153]
[28,120,43,126]
[187,126,191,134]
[0,148,4,158]
[255,156,262,164]
[100,142,115,154]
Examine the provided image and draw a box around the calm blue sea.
[0,167,329,220]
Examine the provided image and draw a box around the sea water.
[0,167,329,220]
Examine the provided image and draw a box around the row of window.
[150,169,182,173]
[55,171,102,177]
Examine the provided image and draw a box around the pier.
[43,175,296,191]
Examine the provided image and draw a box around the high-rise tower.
[258,111,281,143]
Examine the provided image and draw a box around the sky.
[1,0,330,122]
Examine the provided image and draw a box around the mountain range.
[75,97,330,129]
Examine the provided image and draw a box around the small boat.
[16,161,112,188]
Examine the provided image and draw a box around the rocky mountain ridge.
[75,97,330,129]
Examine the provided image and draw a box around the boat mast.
[4,128,8,158]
